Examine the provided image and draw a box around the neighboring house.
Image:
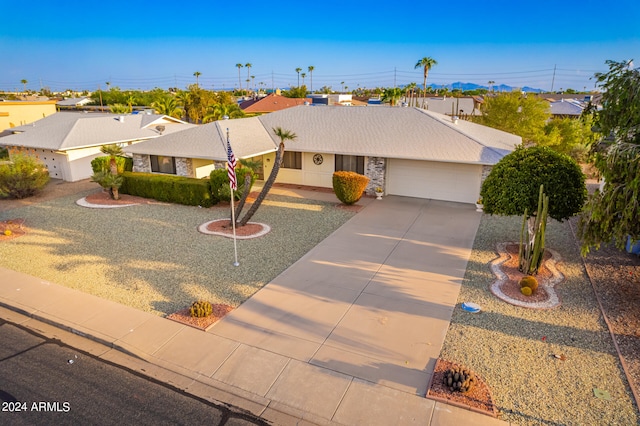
[239,93,312,114]
[0,112,194,181]
[56,97,92,109]
[548,99,585,118]
[125,106,521,204]
[0,100,57,133]
[418,96,482,117]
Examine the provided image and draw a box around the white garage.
[387,159,482,204]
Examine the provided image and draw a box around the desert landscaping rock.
[441,213,639,425]
[0,190,355,316]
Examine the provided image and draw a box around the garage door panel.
[387,159,480,203]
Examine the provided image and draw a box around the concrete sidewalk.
[0,194,509,425]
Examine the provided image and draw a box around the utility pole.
[550,64,556,93]
[394,67,397,88]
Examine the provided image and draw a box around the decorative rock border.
[76,197,139,209]
[490,242,564,309]
[198,219,271,239]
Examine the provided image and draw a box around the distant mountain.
[406,82,545,93]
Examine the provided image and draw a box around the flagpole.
[229,180,239,267]
[226,128,240,267]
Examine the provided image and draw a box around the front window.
[282,151,302,169]
[150,155,176,174]
[335,155,364,174]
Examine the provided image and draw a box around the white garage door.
[387,159,481,203]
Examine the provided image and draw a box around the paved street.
[0,319,267,426]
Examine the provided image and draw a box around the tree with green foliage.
[308,66,315,92]
[235,64,243,90]
[382,87,403,106]
[282,86,308,98]
[480,146,586,274]
[96,144,125,199]
[415,57,437,108]
[542,116,595,162]
[109,103,130,114]
[578,59,640,254]
[473,92,551,144]
[237,127,297,227]
[203,103,245,123]
[0,154,50,199]
[151,95,184,118]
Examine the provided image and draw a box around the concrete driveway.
[207,195,487,424]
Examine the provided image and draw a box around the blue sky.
[1,0,639,93]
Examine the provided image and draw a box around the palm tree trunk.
[238,143,284,227]
[232,173,253,222]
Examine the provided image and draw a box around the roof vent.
[452,116,459,124]
[118,116,125,123]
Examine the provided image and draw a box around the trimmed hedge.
[91,156,133,174]
[120,172,214,207]
[333,171,369,205]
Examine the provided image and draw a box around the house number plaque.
[313,154,323,165]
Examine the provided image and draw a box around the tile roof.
[257,106,521,165]
[0,112,194,151]
[549,100,584,116]
[239,94,312,113]
[126,105,521,166]
[123,117,278,161]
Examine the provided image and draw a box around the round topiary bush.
[521,286,533,296]
[333,171,369,205]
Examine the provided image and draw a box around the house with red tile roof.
[239,93,312,114]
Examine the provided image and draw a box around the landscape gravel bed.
[0,190,355,316]
[440,214,639,425]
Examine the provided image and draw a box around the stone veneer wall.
[175,157,193,177]
[365,157,386,194]
[133,154,151,173]
[481,165,492,184]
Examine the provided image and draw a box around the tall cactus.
[519,184,549,275]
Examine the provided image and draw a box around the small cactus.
[442,366,477,394]
[189,300,213,318]
[519,275,538,292]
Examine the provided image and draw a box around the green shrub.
[91,155,132,174]
[0,154,50,199]
[120,172,213,207]
[209,167,256,203]
[0,146,8,160]
[332,171,369,205]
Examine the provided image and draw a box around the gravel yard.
[0,187,355,315]
[441,213,640,425]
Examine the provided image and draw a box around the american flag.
[226,132,237,190]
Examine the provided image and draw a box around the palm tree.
[341,81,345,93]
[125,93,136,112]
[193,71,202,88]
[308,66,315,92]
[99,144,125,200]
[245,63,252,90]
[415,57,438,108]
[251,75,255,92]
[382,87,403,106]
[405,82,417,106]
[235,64,244,90]
[295,68,302,86]
[237,127,297,226]
[20,79,28,93]
[151,95,183,118]
[488,80,495,93]
[301,73,306,86]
